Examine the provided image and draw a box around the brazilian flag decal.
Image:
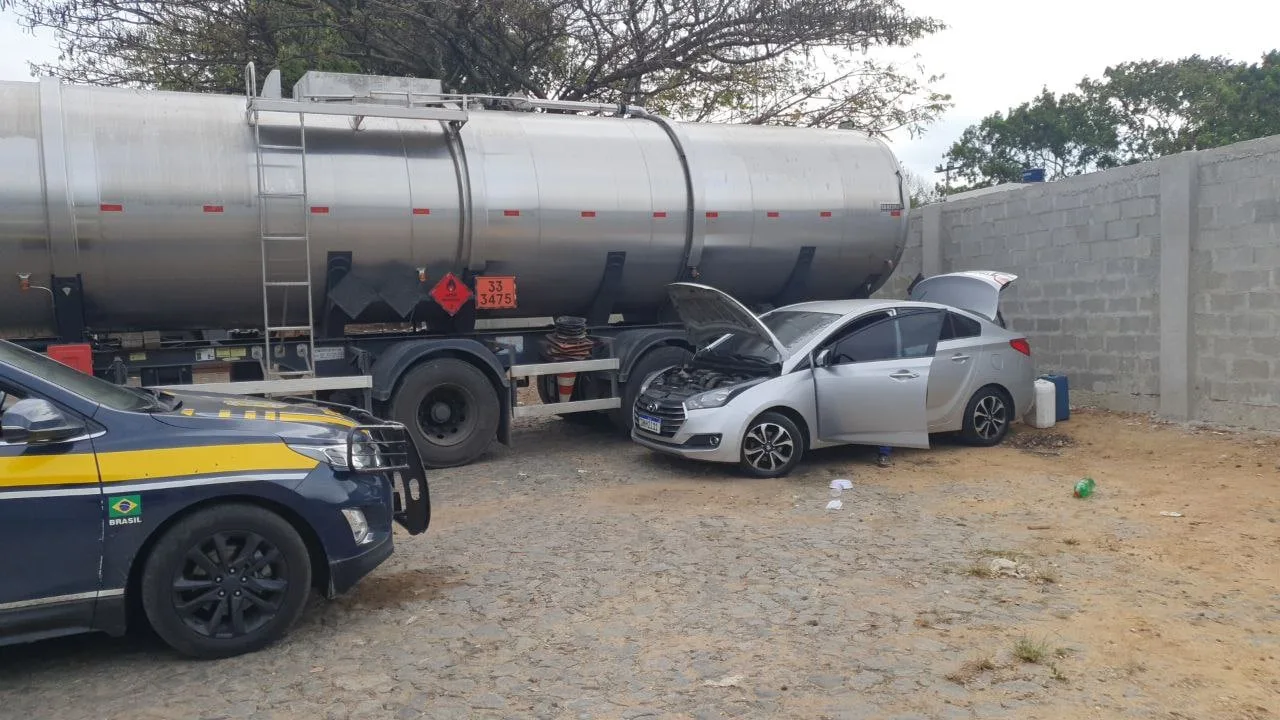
[108,495,142,525]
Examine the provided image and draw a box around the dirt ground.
[0,405,1276,720]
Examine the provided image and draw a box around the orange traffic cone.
[556,373,577,403]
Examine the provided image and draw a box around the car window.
[0,382,29,413]
[831,316,898,364]
[0,342,155,412]
[761,310,843,354]
[898,310,946,358]
[705,310,842,363]
[940,311,982,341]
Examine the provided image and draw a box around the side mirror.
[1,398,86,445]
[813,348,833,368]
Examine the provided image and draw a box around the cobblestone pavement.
[0,409,1276,720]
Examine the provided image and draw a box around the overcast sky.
[3,0,1279,179]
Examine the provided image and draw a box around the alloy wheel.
[743,422,795,472]
[972,394,1008,441]
[172,531,290,639]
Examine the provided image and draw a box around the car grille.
[633,394,687,437]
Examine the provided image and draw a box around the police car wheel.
[141,504,312,659]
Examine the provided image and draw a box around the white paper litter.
[1159,511,1184,517]
[829,479,853,490]
[825,499,843,510]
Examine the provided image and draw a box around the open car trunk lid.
[908,271,1017,324]
[667,282,788,359]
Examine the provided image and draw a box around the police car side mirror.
[1,398,86,445]
[813,348,834,368]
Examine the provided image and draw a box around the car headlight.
[683,380,764,411]
[288,431,381,471]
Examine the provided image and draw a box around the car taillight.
[1010,338,1031,356]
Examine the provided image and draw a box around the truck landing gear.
[391,358,500,468]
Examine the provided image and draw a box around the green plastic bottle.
[1074,477,1096,498]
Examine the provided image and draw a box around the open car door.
[811,307,943,449]
[908,271,1017,327]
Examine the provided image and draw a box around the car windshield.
[702,310,842,364]
[0,341,162,412]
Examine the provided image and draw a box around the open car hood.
[909,270,1017,323]
[667,282,788,359]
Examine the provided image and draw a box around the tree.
[901,167,941,207]
[939,88,1122,191]
[938,52,1280,193]
[2,0,952,136]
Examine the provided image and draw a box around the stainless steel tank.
[0,74,910,335]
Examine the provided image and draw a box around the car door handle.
[890,370,919,380]
[951,354,971,362]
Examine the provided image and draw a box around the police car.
[0,339,430,658]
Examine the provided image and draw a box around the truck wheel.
[611,345,692,433]
[535,373,608,426]
[140,504,312,659]
[391,358,500,468]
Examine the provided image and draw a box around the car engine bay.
[644,364,766,399]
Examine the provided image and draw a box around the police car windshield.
[0,341,158,412]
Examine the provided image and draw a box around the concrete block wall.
[1191,137,1280,427]
[879,132,1280,429]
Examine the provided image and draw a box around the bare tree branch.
[6,0,951,133]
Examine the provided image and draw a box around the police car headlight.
[288,435,379,471]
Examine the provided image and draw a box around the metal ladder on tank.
[245,64,318,379]
[243,62,474,381]
[253,113,317,379]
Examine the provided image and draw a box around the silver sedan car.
[630,271,1036,478]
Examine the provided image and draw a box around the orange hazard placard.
[475,276,517,309]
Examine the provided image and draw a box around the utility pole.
[935,163,962,200]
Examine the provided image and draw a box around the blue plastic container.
[1038,374,1070,422]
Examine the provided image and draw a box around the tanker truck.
[0,65,910,469]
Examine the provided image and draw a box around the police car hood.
[149,390,358,443]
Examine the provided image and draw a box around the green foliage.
[940,52,1280,193]
[3,0,953,136]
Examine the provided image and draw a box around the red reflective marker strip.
[203,205,224,214]
[767,211,780,218]
[705,211,719,219]
[653,211,668,219]
[99,203,123,212]
[581,211,596,218]
[820,211,833,218]
[310,206,330,214]
[412,208,431,215]
[503,210,520,217]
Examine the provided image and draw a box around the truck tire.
[535,373,608,426]
[391,357,500,468]
[610,345,693,433]
[140,503,312,659]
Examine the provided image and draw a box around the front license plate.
[636,413,663,434]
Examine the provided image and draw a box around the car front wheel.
[960,386,1013,446]
[739,411,805,478]
[141,503,313,659]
